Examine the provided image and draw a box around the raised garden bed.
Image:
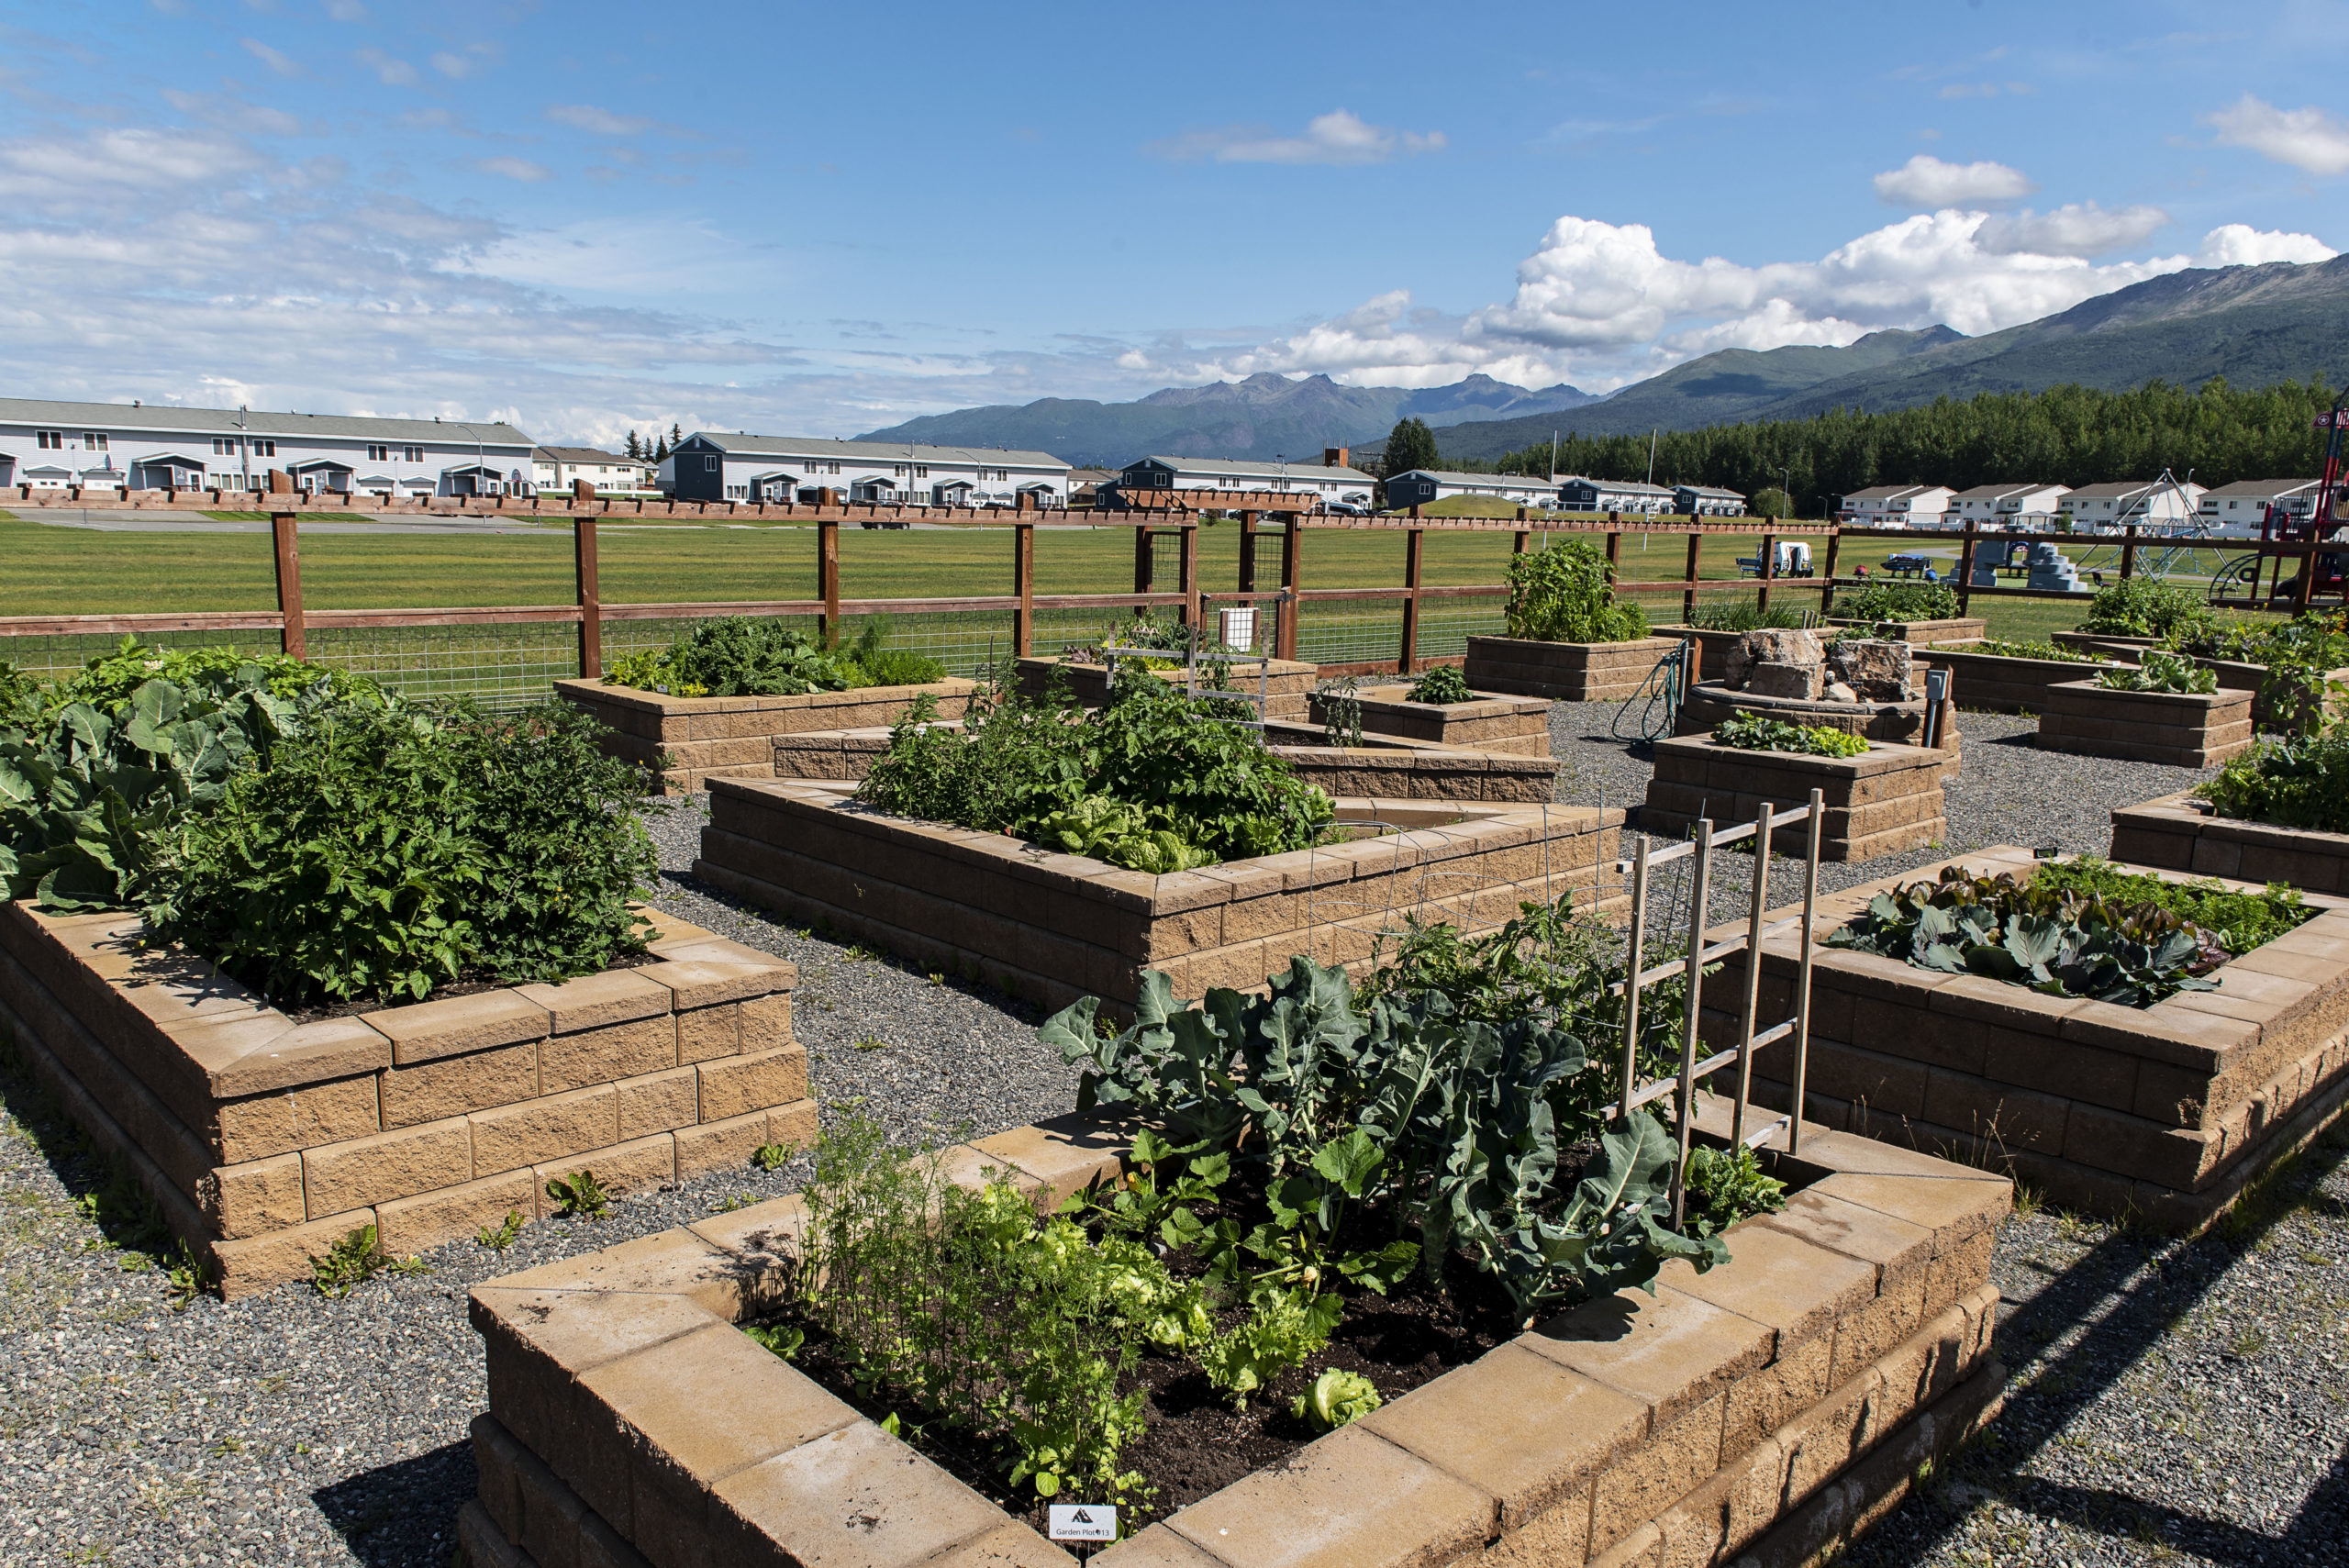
[1014,657,1320,720]
[1915,642,2119,714]
[1676,681,1961,773]
[554,676,980,794]
[1711,844,2349,1232]
[1823,617,1987,647]
[2035,679,2254,767]
[771,720,1563,804]
[1304,684,1552,757]
[2041,637,2347,728]
[1642,735,1948,862]
[453,1101,2009,1568]
[1463,633,1683,702]
[0,899,811,1297]
[2111,790,2349,895]
[693,777,1620,1010]
[2052,630,2159,660]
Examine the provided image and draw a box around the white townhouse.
[1112,451,1376,508]
[661,432,1073,506]
[2057,479,2206,531]
[2198,478,2324,533]
[1382,468,1560,510]
[0,397,533,497]
[1673,484,1746,517]
[1839,484,1954,528]
[532,446,658,497]
[1556,476,1676,515]
[1948,483,2071,528]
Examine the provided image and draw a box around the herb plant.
[2080,576,2211,639]
[1710,713,1870,758]
[1406,664,1474,705]
[1314,675,1365,747]
[2031,857,2308,953]
[1504,539,1649,644]
[2199,729,2349,833]
[2095,650,2218,695]
[1687,596,1813,632]
[1681,1144,1787,1240]
[1832,580,1959,623]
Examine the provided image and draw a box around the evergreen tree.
[670,421,685,452]
[1382,417,1441,477]
[653,434,669,461]
[624,430,642,461]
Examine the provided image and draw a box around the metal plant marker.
[1612,786,1824,1228]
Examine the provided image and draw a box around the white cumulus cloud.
[1146,109,1445,166]
[2206,95,2349,176]
[1873,154,2037,208]
[1976,202,2170,257]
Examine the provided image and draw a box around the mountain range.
[854,373,1595,468]
[856,256,2349,469]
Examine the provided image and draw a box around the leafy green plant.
[1197,1287,1341,1408]
[745,1323,805,1360]
[752,1140,796,1172]
[2031,857,2308,953]
[607,616,853,698]
[1314,675,1365,747]
[1971,639,2107,664]
[1682,1144,1787,1240]
[2199,729,2349,833]
[1029,795,1216,873]
[1711,712,1869,758]
[1505,538,1649,644]
[474,1209,526,1251]
[146,700,657,1005]
[2080,576,2212,639]
[545,1169,612,1218]
[1291,1368,1381,1431]
[839,618,950,688]
[1820,862,2288,1007]
[0,661,39,728]
[1406,664,1474,705]
[2166,613,2349,735]
[1832,580,1959,623]
[310,1224,424,1296]
[2095,650,2218,695]
[1687,596,1813,632]
[61,637,378,714]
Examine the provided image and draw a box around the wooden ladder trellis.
[1613,787,1826,1227]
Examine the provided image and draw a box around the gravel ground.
[0,707,2326,1567]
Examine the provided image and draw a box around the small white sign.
[1046,1503,1118,1542]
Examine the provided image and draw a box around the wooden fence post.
[2120,524,2138,581]
[1756,530,1776,616]
[1133,526,1153,595]
[1277,517,1303,662]
[1237,510,1258,594]
[1682,531,1702,626]
[1014,521,1035,657]
[818,518,841,647]
[1605,529,1621,573]
[1955,522,1978,616]
[1399,527,1424,675]
[1179,523,1200,629]
[1820,528,1842,617]
[1513,528,1531,556]
[574,517,601,679]
[271,511,305,659]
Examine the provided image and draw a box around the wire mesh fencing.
[1413,595,1508,662]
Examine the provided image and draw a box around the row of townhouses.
[1110,452,1756,517]
[1842,478,2331,533]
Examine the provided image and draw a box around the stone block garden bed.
[453,1102,2008,1568]
[1307,684,1553,757]
[2111,790,2349,895]
[1463,634,1683,702]
[554,676,979,794]
[1641,735,1948,862]
[693,777,1619,1010]
[1823,617,1987,647]
[0,899,812,1297]
[1915,642,2119,714]
[2035,679,2254,767]
[1677,682,1961,768]
[1711,844,2349,1232]
[1015,657,1320,720]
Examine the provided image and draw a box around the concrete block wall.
[1641,737,1947,862]
[1464,635,1684,703]
[1914,645,2121,715]
[1306,684,1554,755]
[553,677,978,794]
[2111,791,2349,897]
[454,1102,2009,1568]
[2036,680,2254,768]
[0,901,812,1296]
[1014,657,1320,720]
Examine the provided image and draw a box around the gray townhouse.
[0,397,534,497]
[660,432,1073,506]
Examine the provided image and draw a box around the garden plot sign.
[1048,1504,1118,1541]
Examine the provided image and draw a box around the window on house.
[368,444,390,462]
[37,431,61,449]
[83,433,107,450]
[403,445,423,462]
[914,465,928,479]
[704,456,718,472]
[253,439,276,457]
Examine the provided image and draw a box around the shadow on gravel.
[1847,1121,2349,1565]
[312,1438,474,1567]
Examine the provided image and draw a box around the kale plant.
[607,616,852,698]
[1504,538,1649,644]
[63,636,379,714]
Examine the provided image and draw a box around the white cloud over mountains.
[2207,95,2349,176]
[1872,155,2037,207]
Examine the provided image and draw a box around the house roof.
[1560,475,1675,496]
[535,446,643,465]
[1842,484,1953,502]
[691,432,1071,472]
[2201,478,2321,500]
[1130,454,1375,484]
[1390,469,1555,489]
[1950,483,2068,502]
[1675,484,1744,499]
[2063,480,2203,502]
[0,397,532,447]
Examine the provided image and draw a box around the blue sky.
[3,0,2346,444]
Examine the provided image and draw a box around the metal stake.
[1788,788,1823,1156]
[1731,800,1774,1149]
[1669,817,1711,1228]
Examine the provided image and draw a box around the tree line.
[1479,378,2345,508]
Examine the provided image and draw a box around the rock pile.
[1721,628,1912,706]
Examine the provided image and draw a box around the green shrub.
[1405,663,1473,705]
[2095,650,2217,694]
[147,701,656,1005]
[2080,576,2211,639]
[2199,730,2349,833]
[1687,595,1813,632]
[1710,712,1869,758]
[858,670,1333,871]
[0,661,40,727]
[1504,539,1649,643]
[1831,579,1958,623]
[608,617,850,698]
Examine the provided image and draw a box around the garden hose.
[1612,639,1690,744]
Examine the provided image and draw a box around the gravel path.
[0,709,2321,1567]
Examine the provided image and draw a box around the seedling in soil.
[475,1209,526,1251]
[746,1323,804,1360]
[545,1169,612,1219]
[311,1224,425,1297]
[752,1141,796,1172]
[852,1035,888,1052]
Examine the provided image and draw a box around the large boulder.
[1746,662,1826,700]
[1724,628,1825,690]
[1828,638,1913,702]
